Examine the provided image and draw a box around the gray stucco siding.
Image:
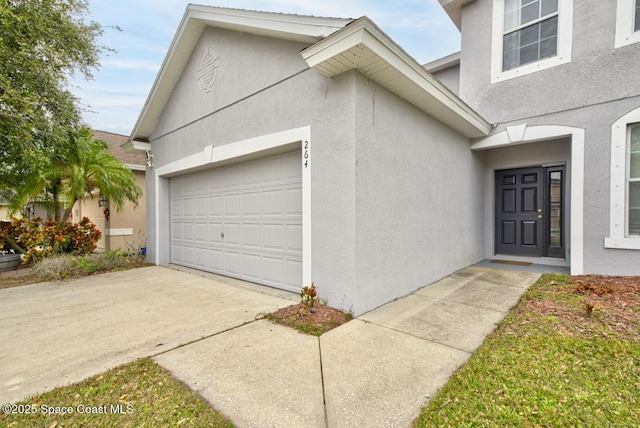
[145,29,361,310]
[352,74,485,314]
[430,64,461,95]
[459,0,640,125]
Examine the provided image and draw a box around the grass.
[1,358,233,428]
[414,274,640,427]
[0,251,150,290]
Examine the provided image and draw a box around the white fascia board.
[187,6,353,43]
[424,51,461,73]
[130,7,203,141]
[302,18,491,138]
[127,164,146,172]
[121,140,151,154]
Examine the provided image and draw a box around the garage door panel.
[172,199,183,217]
[195,197,208,217]
[242,192,260,216]
[209,249,224,271]
[225,194,240,216]
[263,190,283,215]
[171,151,302,292]
[241,223,260,248]
[195,223,208,242]
[263,224,284,250]
[195,248,208,268]
[183,223,195,241]
[208,223,223,243]
[183,198,195,217]
[225,252,240,275]
[225,165,244,188]
[172,245,183,263]
[224,223,240,246]
[285,225,303,253]
[263,256,283,285]
[172,222,183,239]
[284,188,302,216]
[240,253,260,281]
[208,196,224,217]
[183,246,195,265]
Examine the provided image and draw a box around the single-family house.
[74,130,147,252]
[126,2,640,315]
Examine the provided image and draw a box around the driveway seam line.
[356,319,473,355]
[150,318,262,358]
[318,337,329,428]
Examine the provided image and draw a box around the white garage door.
[170,151,302,292]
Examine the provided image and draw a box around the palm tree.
[9,126,142,226]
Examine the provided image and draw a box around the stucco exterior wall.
[457,0,640,275]
[73,170,146,252]
[146,29,359,311]
[352,74,485,314]
[430,63,460,95]
[459,0,640,124]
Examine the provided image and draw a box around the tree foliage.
[8,126,142,224]
[0,0,105,187]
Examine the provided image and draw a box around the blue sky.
[71,0,461,135]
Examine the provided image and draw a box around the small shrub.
[1,217,101,264]
[300,282,319,309]
[32,251,147,282]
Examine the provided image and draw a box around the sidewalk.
[154,266,541,427]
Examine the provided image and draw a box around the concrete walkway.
[1,265,540,427]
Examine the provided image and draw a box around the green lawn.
[1,359,233,428]
[415,274,640,427]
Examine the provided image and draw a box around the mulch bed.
[267,303,352,335]
[524,275,640,340]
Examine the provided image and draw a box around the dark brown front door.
[495,166,565,258]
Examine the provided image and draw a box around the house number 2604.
[303,140,309,168]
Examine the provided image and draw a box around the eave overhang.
[301,17,491,139]
[121,140,151,154]
[438,0,477,30]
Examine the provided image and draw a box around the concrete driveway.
[1,264,541,427]
[0,266,297,405]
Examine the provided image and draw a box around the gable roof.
[301,17,490,138]
[130,5,490,144]
[130,5,354,141]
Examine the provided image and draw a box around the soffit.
[301,18,491,139]
[438,0,477,30]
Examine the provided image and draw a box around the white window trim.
[605,107,640,250]
[490,0,574,84]
[615,0,640,48]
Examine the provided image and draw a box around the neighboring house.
[126,3,639,316]
[74,130,147,252]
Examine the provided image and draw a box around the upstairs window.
[503,0,559,71]
[615,0,640,48]
[491,0,573,83]
[630,124,640,235]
